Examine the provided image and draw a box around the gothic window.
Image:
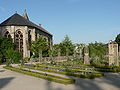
[15,30,23,52]
[28,30,31,45]
[4,31,11,38]
[35,32,37,40]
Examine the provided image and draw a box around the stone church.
[0,10,53,58]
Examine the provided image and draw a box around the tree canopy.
[0,37,21,64]
[115,34,120,46]
[30,36,49,57]
[89,41,108,65]
[59,35,74,56]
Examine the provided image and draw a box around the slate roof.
[0,13,52,36]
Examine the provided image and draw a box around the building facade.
[0,10,53,58]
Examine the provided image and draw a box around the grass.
[4,66,75,85]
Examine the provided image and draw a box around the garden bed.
[31,62,120,73]
[23,64,104,79]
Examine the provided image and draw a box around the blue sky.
[0,0,120,44]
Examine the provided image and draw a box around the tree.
[115,34,120,49]
[0,37,15,64]
[5,49,22,66]
[30,36,49,61]
[89,41,108,65]
[52,44,60,57]
[59,35,74,56]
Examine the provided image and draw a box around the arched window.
[4,31,11,38]
[28,30,31,45]
[15,30,23,52]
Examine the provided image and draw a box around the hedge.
[4,66,75,85]
[23,65,104,79]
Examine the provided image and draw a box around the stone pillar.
[83,45,90,65]
[10,26,15,42]
[23,26,30,58]
[108,40,119,66]
[79,47,83,59]
[49,37,53,50]
[75,44,85,59]
[31,28,36,41]
[73,48,76,57]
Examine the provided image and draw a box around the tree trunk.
[39,49,42,62]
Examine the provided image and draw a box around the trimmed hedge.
[24,64,97,73]
[4,66,75,84]
[35,63,120,73]
[23,65,104,79]
[36,64,120,73]
[93,65,120,72]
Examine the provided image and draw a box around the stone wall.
[108,40,119,66]
[83,45,90,65]
[0,25,53,58]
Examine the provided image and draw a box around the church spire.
[23,9,29,20]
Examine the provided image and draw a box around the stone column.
[79,47,83,59]
[23,26,30,58]
[83,45,90,65]
[108,40,119,66]
[10,26,15,42]
[31,28,36,41]
[49,37,53,50]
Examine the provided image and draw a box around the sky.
[0,0,120,44]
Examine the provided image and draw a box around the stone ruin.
[74,44,90,65]
[83,45,90,65]
[74,44,84,59]
[108,40,119,66]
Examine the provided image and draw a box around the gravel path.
[0,65,120,90]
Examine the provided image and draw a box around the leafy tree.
[30,36,49,60]
[89,41,108,65]
[0,35,22,65]
[52,44,60,57]
[0,52,3,64]
[5,49,22,66]
[59,35,74,56]
[115,34,120,51]
[0,37,15,64]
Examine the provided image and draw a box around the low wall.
[32,56,76,62]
